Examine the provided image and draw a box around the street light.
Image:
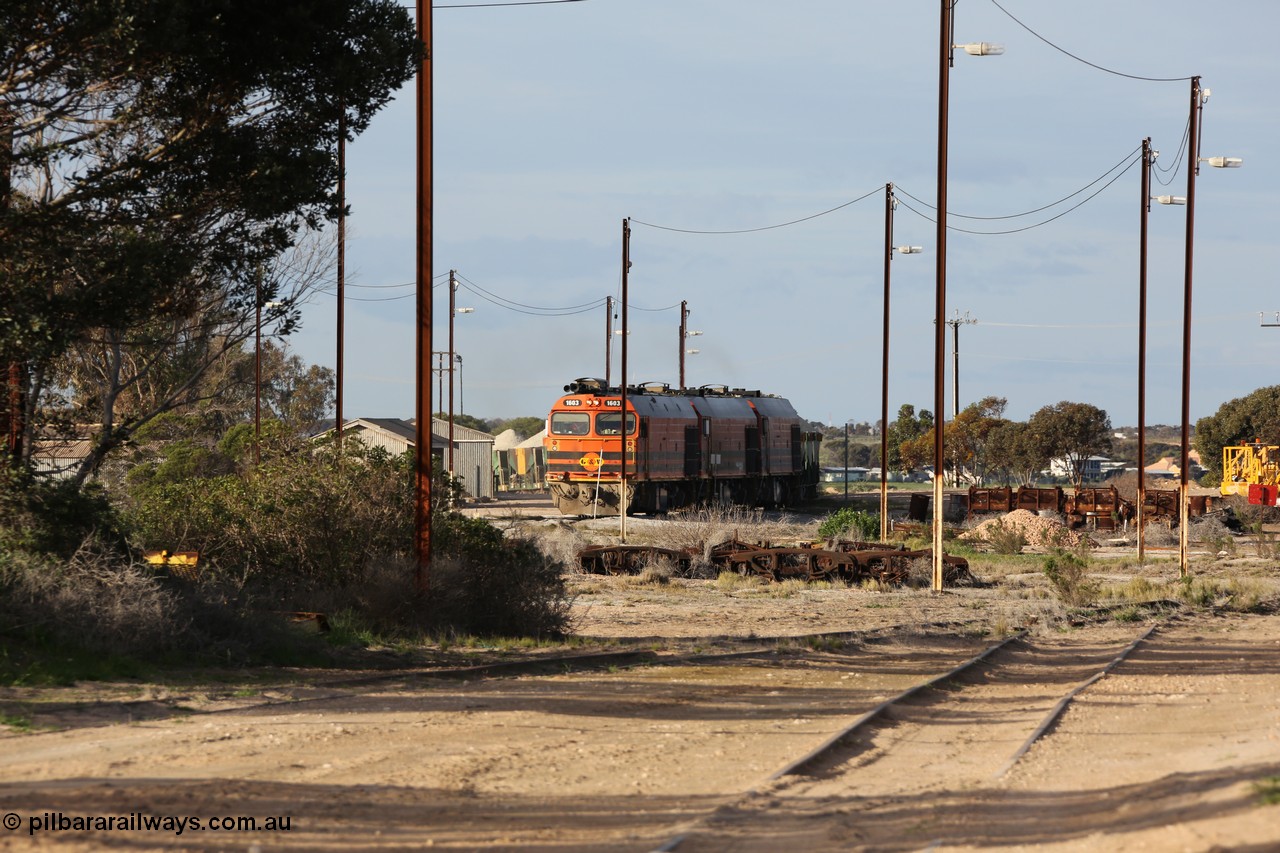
[959,42,1004,56]
[932,0,1002,590]
[880,182,925,542]
[1178,75,1242,578]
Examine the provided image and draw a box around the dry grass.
[0,540,186,656]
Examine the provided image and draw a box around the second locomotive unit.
[544,378,821,516]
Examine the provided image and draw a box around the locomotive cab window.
[550,412,590,435]
[595,412,636,436]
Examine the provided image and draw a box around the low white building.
[315,417,495,499]
[1047,455,1113,482]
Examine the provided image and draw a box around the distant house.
[31,434,93,481]
[314,417,495,499]
[1145,450,1204,480]
[820,467,869,483]
[1048,455,1114,482]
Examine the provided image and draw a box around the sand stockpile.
[959,508,1091,550]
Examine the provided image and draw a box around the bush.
[0,537,317,668]
[6,430,572,657]
[126,438,418,598]
[426,514,572,638]
[0,470,125,559]
[982,518,1028,555]
[0,540,181,657]
[818,507,880,540]
[1043,552,1097,607]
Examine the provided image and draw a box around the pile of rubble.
[959,508,1091,550]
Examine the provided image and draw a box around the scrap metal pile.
[576,538,974,587]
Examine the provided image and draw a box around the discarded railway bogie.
[574,538,972,588]
[576,544,692,575]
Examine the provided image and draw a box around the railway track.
[655,621,1168,852]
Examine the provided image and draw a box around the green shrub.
[126,438,418,596]
[818,507,879,540]
[0,469,125,559]
[982,518,1028,555]
[426,514,572,638]
[1043,552,1097,607]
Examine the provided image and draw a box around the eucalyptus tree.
[0,0,418,476]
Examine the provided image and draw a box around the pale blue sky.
[288,0,1280,430]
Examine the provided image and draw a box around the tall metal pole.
[679,300,688,390]
[1,114,20,467]
[952,317,961,419]
[844,421,850,503]
[254,272,262,466]
[336,105,345,451]
[448,269,457,477]
[880,182,894,541]
[436,352,444,419]
[1179,77,1201,579]
[414,0,434,592]
[1137,137,1151,562]
[620,218,630,540]
[605,295,613,387]
[946,310,977,419]
[932,0,953,592]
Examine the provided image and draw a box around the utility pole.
[679,301,701,391]
[435,351,445,416]
[336,104,346,451]
[448,269,457,477]
[605,295,613,387]
[946,309,977,418]
[620,218,630,540]
[678,301,689,390]
[414,0,434,592]
[1137,137,1153,562]
[844,421,850,503]
[1178,76,1201,579]
[254,270,262,466]
[1,112,22,468]
[932,0,953,594]
[881,183,893,538]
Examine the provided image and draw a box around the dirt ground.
[2,495,1279,851]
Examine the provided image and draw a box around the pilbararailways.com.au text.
[7,811,292,836]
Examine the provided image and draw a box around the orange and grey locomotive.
[544,378,821,516]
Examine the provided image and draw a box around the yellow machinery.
[1221,441,1280,505]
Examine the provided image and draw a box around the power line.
[416,0,588,7]
[986,0,1191,83]
[898,146,1139,222]
[896,152,1141,235]
[631,186,882,235]
[456,273,607,314]
[1152,118,1192,187]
